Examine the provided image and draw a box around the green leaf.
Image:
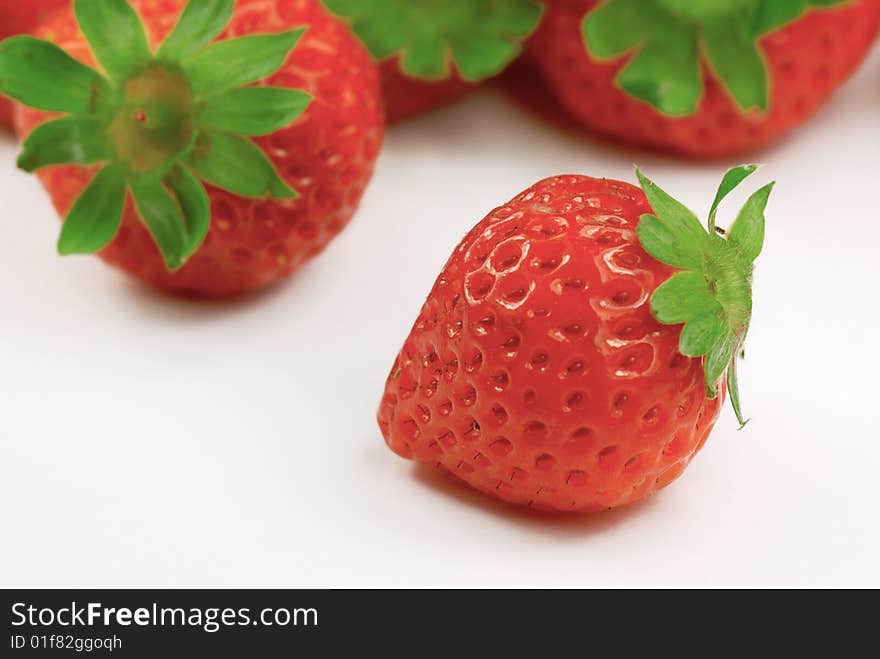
[0,36,114,115]
[637,215,704,270]
[400,34,447,79]
[636,169,706,240]
[330,9,402,61]
[17,117,110,172]
[58,166,127,255]
[130,176,190,270]
[198,87,311,136]
[187,131,295,199]
[449,32,517,81]
[726,356,748,428]
[616,21,701,116]
[679,310,728,358]
[164,165,211,260]
[651,271,716,324]
[708,164,759,231]
[74,0,153,81]
[753,0,847,35]
[157,0,235,60]
[321,0,543,82]
[583,0,663,59]
[639,167,774,426]
[635,168,708,268]
[728,182,774,262]
[580,0,849,116]
[703,15,768,112]
[704,329,737,397]
[752,0,807,34]
[183,29,304,98]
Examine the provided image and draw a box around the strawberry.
[320,0,544,122]
[0,0,69,129]
[378,167,772,512]
[527,0,880,158]
[0,0,383,297]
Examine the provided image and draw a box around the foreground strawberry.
[528,0,880,157]
[378,167,772,511]
[0,0,68,129]
[321,0,544,122]
[0,0,383,297]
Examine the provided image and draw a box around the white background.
[2,49,878,589]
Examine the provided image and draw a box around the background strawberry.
[378,167,771,512]
[1,0,383,297]
[0,0,69,129]
[528,0,880,158]
[321,0,544,122]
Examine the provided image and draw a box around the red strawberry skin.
[380,58,476,123]
[0,0,69,130]
[378,176,722,512]
[529,0,880,158]
[16,0,384,297]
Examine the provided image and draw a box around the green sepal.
[703,14,768,113]
[321,0,544,82]
[679,310,727,359]
[615,18,701,116]
[705,330,737,397]
[753,0,848,36]
[581,0,849,115]
[583,0,660,58]
[183,29,305,98]
[58,166,127,255]
[0,0,309,272]
[157,0,235,61]
[187,131,295,200]
[74,0,152,81]
[130,176,190,271]
[726,356,749,428]
[650,271,716,325]
[637,165,774,427]
[199,87,312,136]
[729,182,774,262]
[636,168,708,268]
[164,165,211,262]
[709,164,758,231]
[0,36,115,115]
[17,117,111,172]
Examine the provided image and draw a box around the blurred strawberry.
[529,0,880,157]
[322,0,544,122]
[1,0,383,297]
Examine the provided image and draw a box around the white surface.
[2,50,879,589]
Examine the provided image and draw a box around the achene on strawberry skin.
[379,167,772,512]
[528,0,880,158]
[1,0,384,297]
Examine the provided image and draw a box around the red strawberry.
[528,0,880,158]
[321,0,544,122]
[378,167,772,512]
[0,0,383,297]
[378,60,477,124]
[0,0,69,129]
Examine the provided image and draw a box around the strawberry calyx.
[0,0,311,271]
[636,165,773,427]
[582,0,849,116]
[321,0,544,81]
